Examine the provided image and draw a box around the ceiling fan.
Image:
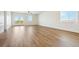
[27,11,32,15]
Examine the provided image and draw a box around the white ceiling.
[13,11,43,14]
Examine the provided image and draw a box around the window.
[15,16,24,24]
[60,11,77,21]
[28,15,32,22]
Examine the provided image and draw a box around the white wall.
[6,11,11,29]
[0,11,4,33]
[32,14,38,25]
[38,11,79,33]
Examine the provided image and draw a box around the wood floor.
[0,25,79,47]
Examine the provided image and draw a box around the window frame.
[60,11,78,22]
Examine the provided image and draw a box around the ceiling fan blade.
[27,11,32,15]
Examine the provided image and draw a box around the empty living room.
[0,11,79,47]
[1,0,79,59]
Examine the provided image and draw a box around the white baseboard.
[39,25,79,33]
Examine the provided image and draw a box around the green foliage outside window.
[16,20,24,24]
